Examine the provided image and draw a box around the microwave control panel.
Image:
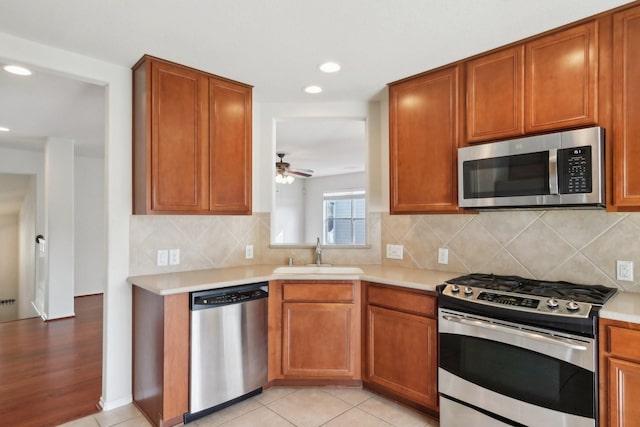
[558,146,592,194]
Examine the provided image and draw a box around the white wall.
[273,179,305,243]
[44,138,75,319]
[304,172,366,242]
[0,31,132,411]
[18,175,37,318]
[75,156,105,296]
[0,213,19,321]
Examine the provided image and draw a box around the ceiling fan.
[275,153,314,179]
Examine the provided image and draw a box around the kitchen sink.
[272,266,364,275]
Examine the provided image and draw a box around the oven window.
[440,333,594,418]
[463,151,549,199]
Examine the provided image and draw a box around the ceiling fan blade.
[289,170,312,177]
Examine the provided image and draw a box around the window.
[323,190,366,245]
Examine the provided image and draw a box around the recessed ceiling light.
[4,65,32,76]
[319,62,341,73]
[0,126,10,132]
[304,85,323,94]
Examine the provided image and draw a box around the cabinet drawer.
[608,326,640,363]
[367,285,435,317]
[283,283,354,302]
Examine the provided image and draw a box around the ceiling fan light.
[286,175,295,184]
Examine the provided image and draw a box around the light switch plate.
[386,244,403,260]
[245,245,254,259]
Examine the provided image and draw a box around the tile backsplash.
[382,210,640,293]
[129,212,381,276]
[130,210,640,293]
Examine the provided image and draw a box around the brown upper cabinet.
[389,65,461,214]
[612,5,640,209]
[465,21,598,144]
[133,55,252,215]
[465,46,525,143]
[525,21,598,133]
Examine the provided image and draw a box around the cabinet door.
[209,79,252,214]
[607,358,640,427]
[525,21,598,133]
[466,46,524,143]
[282,302,357,378]
[151,60,210,212]
[613,6,640,208]
[389,66,460,213]
[365,304,438,410]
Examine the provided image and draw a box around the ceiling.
[0,0,633,162]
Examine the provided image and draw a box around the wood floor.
[0,295,103,427]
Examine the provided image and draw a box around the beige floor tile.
[218,406,294,427]
[256,387,299,405]
[193,397,263,427]
[267,389,352,427]
[322,407,393,427]
[324,387,375,406]
[109,416,154,427]
[93,404,145,427]
[57,417,100,427]
[358,396,436,427]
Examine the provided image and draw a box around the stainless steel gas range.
[437,274,618,427]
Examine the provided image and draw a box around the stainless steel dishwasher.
[185,282,268,424]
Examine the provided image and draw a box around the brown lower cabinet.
[599,318,640,427]
[362,282,439,416]
[133,279,440,426]
[132,286,189,427]
[268,280,361,383]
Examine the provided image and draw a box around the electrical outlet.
[169,249,180,265]
[157,249,168,266]
[245,245,254,259]
[617,260,634,281]
[386,244,403,260]
[438,247,449,264]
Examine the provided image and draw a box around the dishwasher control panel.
[190,282,268,310]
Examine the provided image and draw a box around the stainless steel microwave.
[458,126,605,209]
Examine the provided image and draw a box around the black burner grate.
[447,273,617,305]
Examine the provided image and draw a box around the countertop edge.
[598,291,640,324]
[127,265,458,296]
[127,265,640,323]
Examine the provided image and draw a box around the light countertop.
[600,291,640,324]
[127,264,462,295]
[128,265,640,324]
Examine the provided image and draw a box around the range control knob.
[451,284,460,293]
[566,300,580,311]
[546,297,559,309]
[464,286,473,296]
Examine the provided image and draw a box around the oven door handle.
[442,315,588,351]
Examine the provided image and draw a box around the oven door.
[438,309,597,427]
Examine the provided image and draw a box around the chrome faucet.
[315,237,322,265]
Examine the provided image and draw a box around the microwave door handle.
[442,314,588,351]
[549,148,559,195]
